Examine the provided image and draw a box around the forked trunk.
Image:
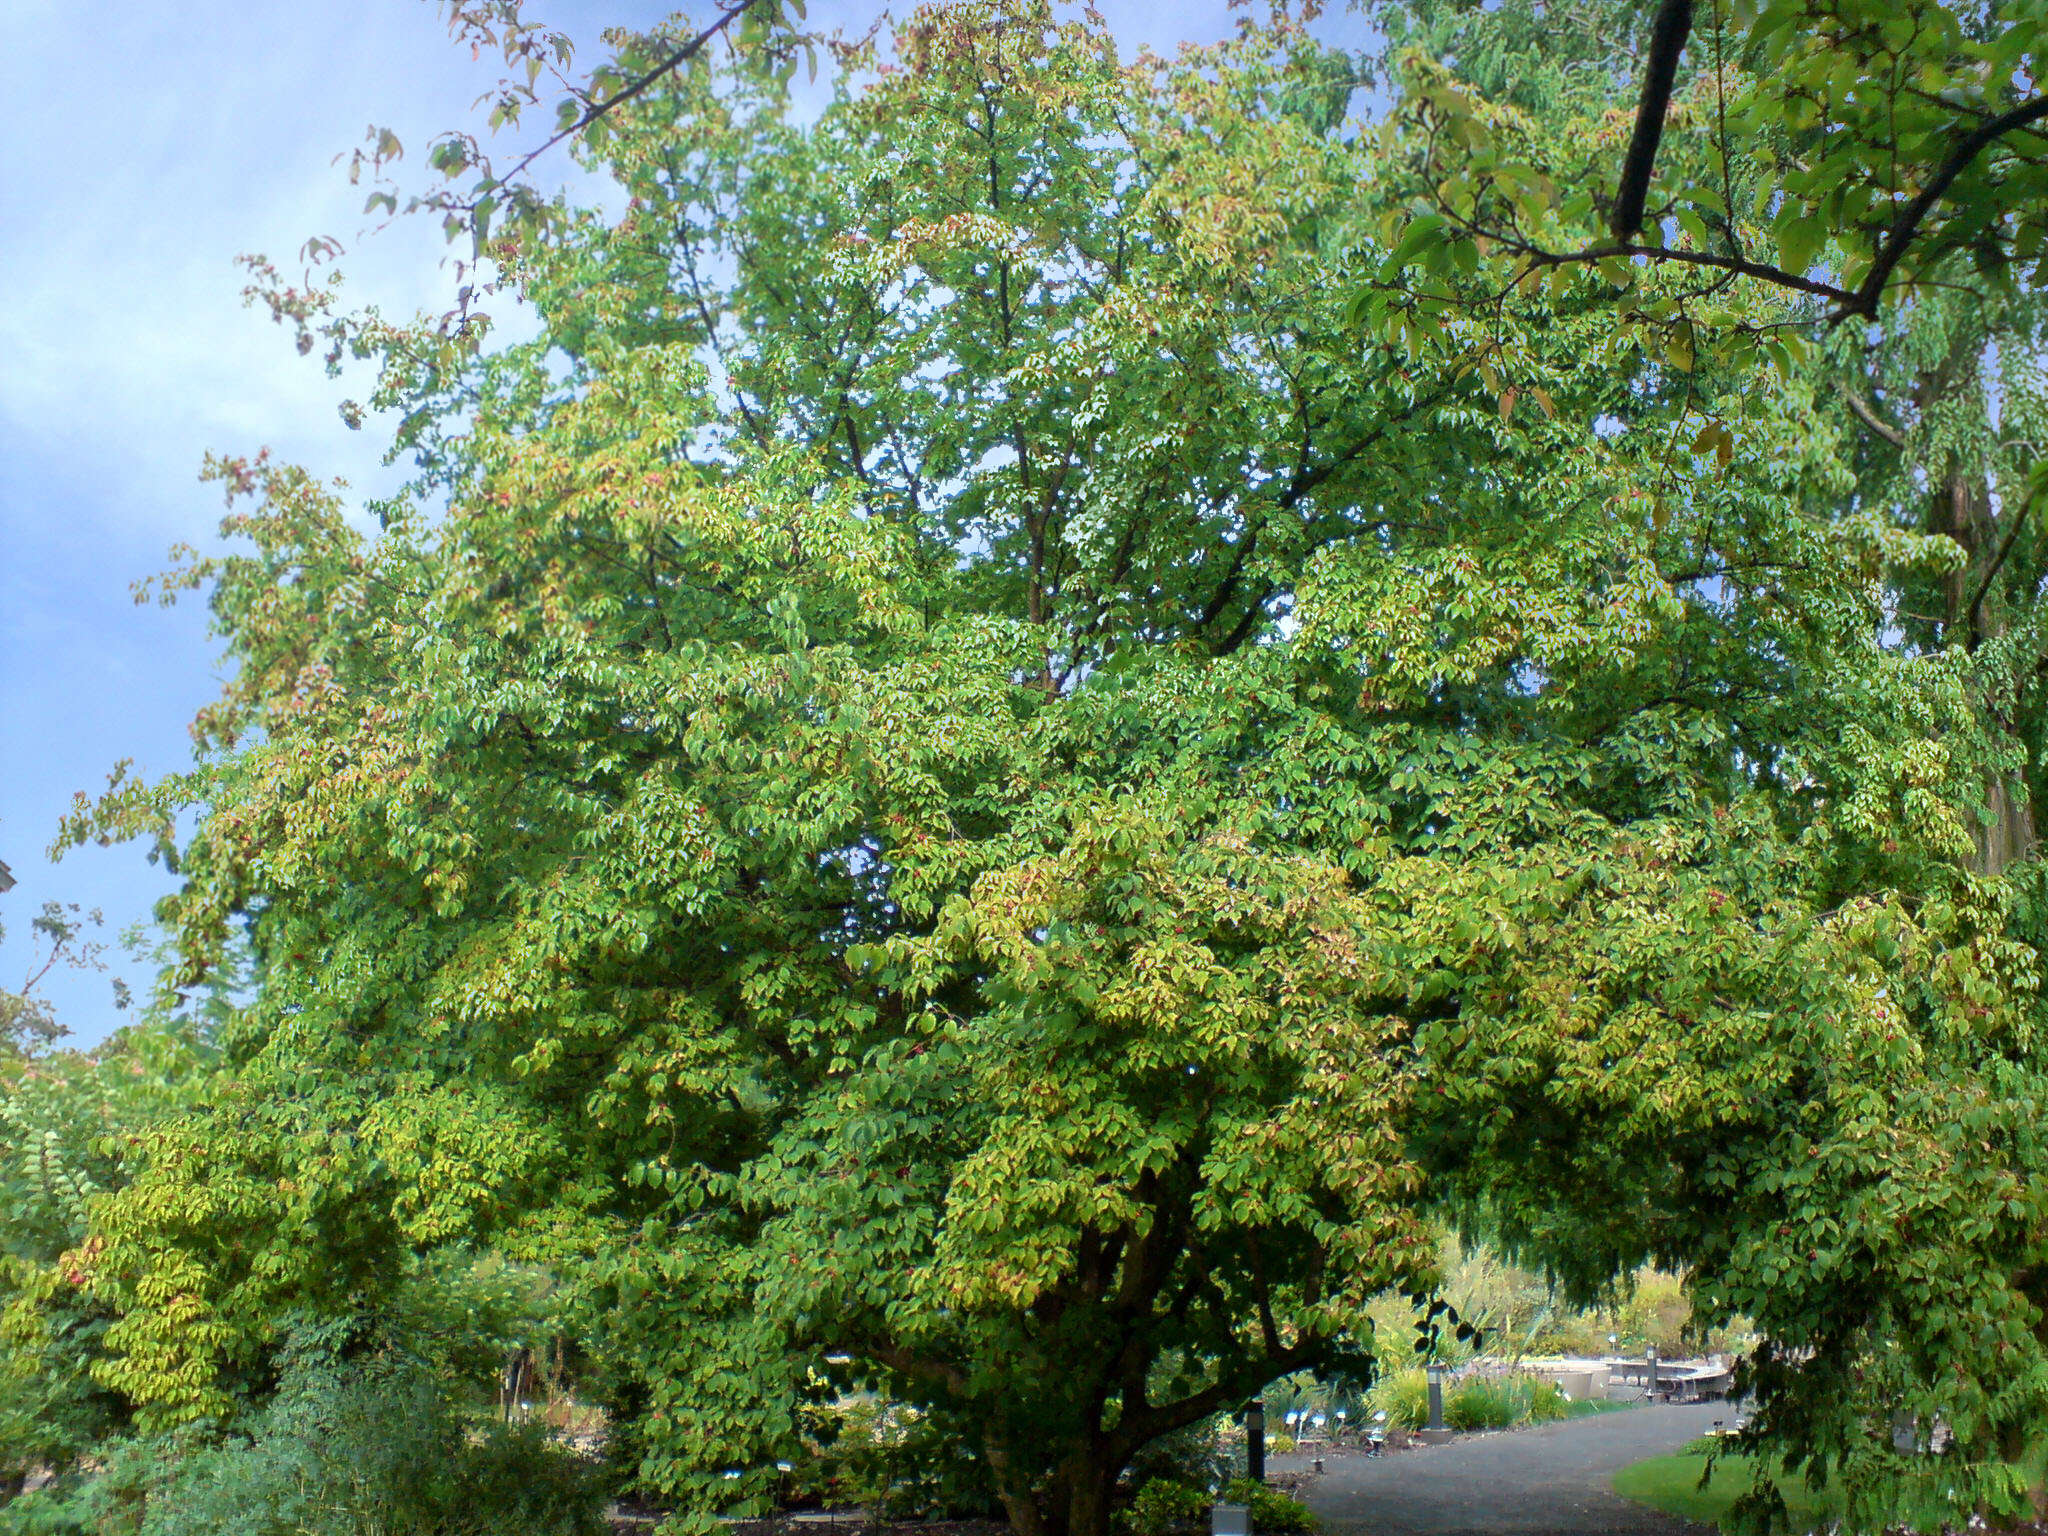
[985,1439,1125,1536]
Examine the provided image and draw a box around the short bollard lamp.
[1426,1362,1446,1431]
[1646,1345,1659,1398]
[1211,1504,1252,1536]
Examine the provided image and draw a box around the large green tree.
[53,2,2048,1533]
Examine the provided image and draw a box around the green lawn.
[1612,1450,1837,1530]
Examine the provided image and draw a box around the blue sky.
[2,0,1365,1047]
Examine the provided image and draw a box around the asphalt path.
[1271,1402,1727,1536]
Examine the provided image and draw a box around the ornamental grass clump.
[1444,1373,1569,1431]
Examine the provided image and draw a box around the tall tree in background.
[1361,0,2048,1525]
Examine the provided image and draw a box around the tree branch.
[1851,92,2048,316]
[1121,1335,1329,1446]
[486,0,770,199]
[1844,389,1908,448]
[1517,241,1856,304]
[1612,0,1696,241]
[862,1340,971,1399]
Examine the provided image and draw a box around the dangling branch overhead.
[1610,0,1695,242]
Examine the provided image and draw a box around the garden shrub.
[1365,1369,1566,1434]
[1222,1478,1318,1534]
[149,1362,607,1536]
[1365,1369,1430,1431]
[1115,1474,1318,1536]
[1120,1478,1211,1535]
[4,1359,609,1536]
[1445,1375,1516,1430]
[797,1400,998,1520]
[1444,1373,1569,1431]
[1521,1377,1569,1424]
[1124,1415,1230,1495]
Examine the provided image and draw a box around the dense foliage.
[7,0,2048,1533]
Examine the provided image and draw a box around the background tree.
[0,909,211,1510]
[1355,1,2048,1525]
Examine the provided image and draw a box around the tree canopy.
[13,1,2048,1533]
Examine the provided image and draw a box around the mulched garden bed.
[608,1474,1323,1534]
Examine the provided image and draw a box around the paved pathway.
[1271,1402,1727,1536]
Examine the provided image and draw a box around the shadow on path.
[1274,1401,1726,1536]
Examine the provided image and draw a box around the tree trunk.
[1973,770,2038,877]
[1061,1457,1122,1536]
[985,1440,1048,1536]
[984,1439,1125,1536]
[1929,459,2041,876]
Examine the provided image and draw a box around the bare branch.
[1612,0,1696,241]
[1844,390,1908,449]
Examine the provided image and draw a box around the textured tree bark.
[1920,400,2041,874]
[1973,770,2038,878]
[1060,1454,1122,1536]
[985,1441,1048,1536]
[986,1442,1126,1536]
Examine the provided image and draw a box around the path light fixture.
[1646,1345,1659,1398]
[1426,1362,1446,1431]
